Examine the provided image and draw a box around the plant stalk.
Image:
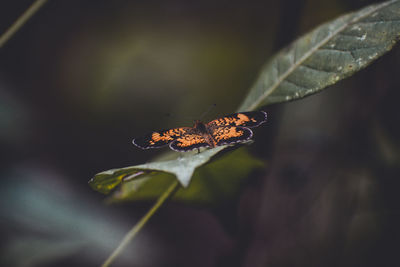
[0,0,48,48]
[101,179,180,267]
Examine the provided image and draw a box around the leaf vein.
[358,18,400,24]
[283,78,309,90]
[319,47,357,60]
[338,32,364,38]
[300,63,337,74]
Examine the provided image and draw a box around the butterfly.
[133,111,267,152]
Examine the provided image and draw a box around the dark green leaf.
[239,0,400,111]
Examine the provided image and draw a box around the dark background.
[1,0,399,266]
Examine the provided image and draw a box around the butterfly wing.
[207,111,267,128]
[169,133,210,152]
[210,126,253,146]
[133,127,191,149]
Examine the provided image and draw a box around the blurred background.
[1,0,399,266]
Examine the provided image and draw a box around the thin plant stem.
[0,0,48,48]
[101,179,180,267]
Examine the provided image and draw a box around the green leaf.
[239,0,400,111]
[108,147,264,206]
[89,146,226,190]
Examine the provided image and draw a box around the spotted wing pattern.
[207,111,267,128]
[211,126,253,146]
[169,134,210,152]
[133,110,267,151]
[133,127,190,149]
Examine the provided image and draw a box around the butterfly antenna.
[199,103,217,120]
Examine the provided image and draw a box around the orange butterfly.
[133,111,267,152]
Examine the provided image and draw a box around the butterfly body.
[191,120,217,148]
[133,111,267,152]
